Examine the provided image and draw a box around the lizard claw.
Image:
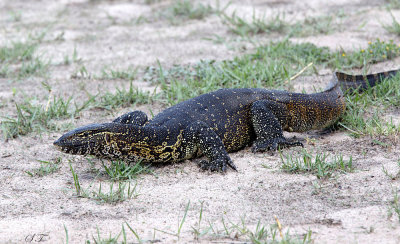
[226,159,237,171]
[198,155,237,172]
[252,137,303,153]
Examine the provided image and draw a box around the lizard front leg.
[251,100,303,152]
[183,121,237,172]
[113,111,148,126]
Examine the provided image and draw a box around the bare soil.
[0,0,399,243]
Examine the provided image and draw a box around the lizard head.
[53,123,127,158]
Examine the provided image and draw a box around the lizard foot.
[198,155,237,172]
[252,137,303,153]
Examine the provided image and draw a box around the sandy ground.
[0,0,400,243]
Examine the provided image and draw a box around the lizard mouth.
[53,138,89,155]
[53,122,132,156]
[53,123,107,155]
[53,132,94,155]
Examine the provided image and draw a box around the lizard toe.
[252,137,303,153]
[279,140,304,148]
[252,139,278,153]
[198,155,236,172]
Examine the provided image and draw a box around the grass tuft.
[101,160,153,181]
[1,79,154,139]
[339,72,400,136]
[1,95,75,139]
[161,0,215,24]
[71,65,90,79]
[89,227,122,244]
[220,11,288,36]
[98,81,155,109]
[290,14,344,37]
[149,39,400,106]
[219,9,343,38]
[0,39,49,79]
[69,162,139,204]
[91,181,139,204]
[382,160,400,180]
[86,222,143,244]
[144,39,400,137]
[331,39,400,69]
[154,200,190,239]
[280,149,354,179]
[384,12,400,35]
[26,158,62,177]
[386,0,400,9]
[152,40,332,105]
[388,188,400,222]
[201,215,313,243]
[9,11,22,22]
[3,38,399,141]
[100,66,138,81]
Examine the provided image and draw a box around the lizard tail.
[335,69,398,92]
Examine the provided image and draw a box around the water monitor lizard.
[54,70,398,172]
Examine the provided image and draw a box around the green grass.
[144,0,161,4]
[79,201,313,243]
[9,11,22,22]
[331,39,400,69]
[69,162,139,204]
[88,227,122,244]
[150,39,399,106]
[1,79,152,139]
[388,188,400,222]
[71,65,90,79]
[0,39,49,79]
[220,11,288,37]
[0,83,93,139]
[101,160,153,181]
[152,200,313,243]
[90,181,139,204]
[147,39,400,137]
[160,0,215,24]
[0,41,37,62]
[63,46,82,66]
[3,39,399,140]
[219,10,343,38]
[64,224,69,244]
[98,81,155,109]
[152,41,330,105]
[1,96,72,139]
[85,222,142,244]
[99,66,138,81]
[382,160,400,180]
[0,83,152,139]
[290,14,344,37]
[339,72,400,137]
[384,12,400,35]
[195,215,312,243]
[191,201,205,240]
[280,149,354,179]
[336,41,400,136]
[386,0,400,9]
[26,157,62,177]
[154,201,190,240]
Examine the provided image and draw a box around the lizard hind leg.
[113,111,148,126]
[183,121,237,172]
[250,100,303,153]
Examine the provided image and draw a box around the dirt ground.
[1,0,400,243]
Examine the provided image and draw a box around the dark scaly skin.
[54,70,398,172]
